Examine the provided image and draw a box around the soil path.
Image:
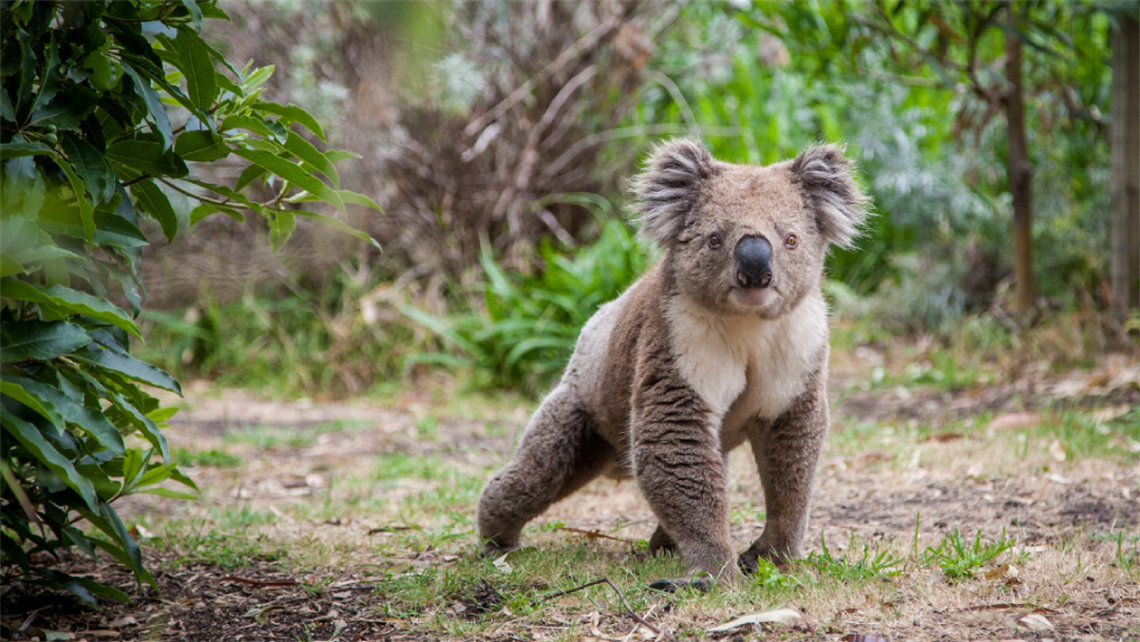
[3,356,1138,641]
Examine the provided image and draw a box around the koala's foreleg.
[740,370,829,570]
[632,374,740,586]
[476,384,607,555]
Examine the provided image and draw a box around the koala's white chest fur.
[666,294,828,437]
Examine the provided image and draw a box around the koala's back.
[559,264,670,463]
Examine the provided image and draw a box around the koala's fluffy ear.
[630,138,718,247]
[791,144,870,249]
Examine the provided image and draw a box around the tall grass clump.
[137,262,411,399]
[402,218,651,395]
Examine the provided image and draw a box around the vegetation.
[0,0,375,602]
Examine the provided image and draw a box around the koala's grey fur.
[477,138,869,588]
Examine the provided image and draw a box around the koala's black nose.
[735,236,773,289]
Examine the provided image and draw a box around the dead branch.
[543,577,670,640]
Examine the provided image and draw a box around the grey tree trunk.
[1111,14,1140,326]
[1004,31,1034,314]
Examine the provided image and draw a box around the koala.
[476,138,868,590]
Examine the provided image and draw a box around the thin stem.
[543,578,665,638]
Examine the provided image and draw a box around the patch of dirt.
[0,556,405,642]
[4,352,1138,642]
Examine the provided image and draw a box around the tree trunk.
[1004,30,1034,314]
[1111,14,1140,326]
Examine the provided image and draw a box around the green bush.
[402,218,651,395]
[1,0,376,603]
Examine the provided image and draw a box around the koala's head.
[631,138,869,319]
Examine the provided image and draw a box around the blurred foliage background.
[133,0,1138,399]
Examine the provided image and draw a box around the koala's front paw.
[480,539,520,558]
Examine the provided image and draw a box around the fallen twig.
[544,577,667,639]
[219,576,299,588]
[555,526,640,546]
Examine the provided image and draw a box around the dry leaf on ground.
[988,412,1040,431]
[707,607,801,632]
[1048,439,1067,462]
[1016,612,1054,631]
[492,554,513,574]
[1092,405,1131,422]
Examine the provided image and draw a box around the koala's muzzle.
[735,236,773,289]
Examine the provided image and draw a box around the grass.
[106,320,1140,640]
[804,533,905,582]
[921,528,1026,581]
[173,447,243,468]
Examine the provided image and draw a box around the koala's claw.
[647,576,713,594]
[738,554,758,575]
[480,541,519,559]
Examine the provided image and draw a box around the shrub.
[1,0,375,602]
[402,217,651,395]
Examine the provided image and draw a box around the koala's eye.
[784,233,799,250]
[708,234,722,249]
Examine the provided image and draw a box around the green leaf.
[30,568,99,605]
[0,141,56,159]
[3,375,125,455]
[268,210,295,252]
[0,409,98,512]
[232,149,345,212]
[179,0,203,31]
[324,150,361,163]
[0,87,14,123]
[146,407,179,423]
[122,64,173,150]
[74,574,131,603]
[293,210,379,249]
[56,155,96,242]
[60,133,116,205]
[253,101,326,141]
[243,65,275,93]
[0,320,91,362]
[137,486,198,500]
[284,132,338,188]
[28,38,63,120]
[121,449,146,492]
[0,281,141,338]
[235,163,267,191]
[95,502,154,588]
[106,140,188,177]
[397,304,479,355]
[130,180,178,243]
[220,115,281,140]
[337,189,383,211]
[71,347,182,395]
[173,28,217,110]
[0,379,63,428]
[189,202,243,225]
[106,390,170,464]
[174,130,229,162]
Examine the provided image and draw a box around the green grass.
[157,518,285,570]
[921,528,1026,581]
[827,405,1140,467]
[173,447,243,468]
[804,533,905,582]
[221,420,369,451]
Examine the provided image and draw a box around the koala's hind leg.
[476,384,610,555]
[739,375,829,571]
